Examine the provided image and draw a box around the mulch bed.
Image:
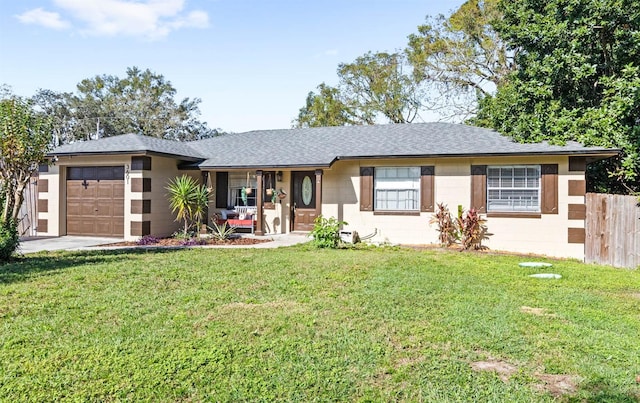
[104,237,271,247]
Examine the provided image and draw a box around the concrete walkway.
[19,236,125,254]
[18,233,310,254]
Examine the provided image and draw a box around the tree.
[0,96,52,260]
[31,67,221,143]
[294,52,424,127]
[294,0,513,126]
[476,0,640,194]
[294,83,359,128]
[337,52,424,124]
[405,0,514,120]
[31,89,74,146]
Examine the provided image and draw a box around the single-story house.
[38,123,618,259]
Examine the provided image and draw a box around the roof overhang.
[47,150,204,163]
[335,149,621,161]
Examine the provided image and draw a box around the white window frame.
[228,172,257,207]
[374,167,420,211]
[487,165,541,212]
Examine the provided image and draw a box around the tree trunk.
[11,181,26,223]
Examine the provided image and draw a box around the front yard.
[1,246,638,401]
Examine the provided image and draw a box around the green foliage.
[0,96,52,223]
[296,1,513,124]
[429,203,459,246]
[209,220,235,241]
[406,0,513,119]
[294,52,424,126]
[337,52,422,124]
[30,67,223,143]
[0,219,18,263]
[309,215,347,248]
[294,83,359,128]
[0,248,639,400]
[476,0,640,193]
[166,175,210,235]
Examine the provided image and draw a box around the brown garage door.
[66,166,125,237]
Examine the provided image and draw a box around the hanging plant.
[265,173,274,197]
[244,172,253,195]
[241,186,248,205]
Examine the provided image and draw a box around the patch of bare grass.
[470,359,518,382]
[532,373,582,398]
[520,306,557,318]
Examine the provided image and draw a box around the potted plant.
[244,172,253,196]
[265,173,274,198]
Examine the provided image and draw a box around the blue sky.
[0,0,464,133]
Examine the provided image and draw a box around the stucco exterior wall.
[321,156,585,259]
[37,154,194,241]
[143,156,200,239]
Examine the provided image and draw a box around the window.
[487,165,540,212]
[374,167,420,211]
[228,172,257,207]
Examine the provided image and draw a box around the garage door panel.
[67,182,86,198]
[113,200,125,218]
[94,219,115,236]
[67,219,96,235]
[66,168,124,237]
[113,183,125,198]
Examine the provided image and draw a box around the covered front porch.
[203,169,324,235]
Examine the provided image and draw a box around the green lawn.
[1,245,639,401]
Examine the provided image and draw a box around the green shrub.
[0,220,19,263]
[310,215,347,248]
[209,220,236,241]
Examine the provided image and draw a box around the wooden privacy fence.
[16,176,39,237]
[585,193,640,268]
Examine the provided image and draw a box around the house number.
[302,176,312,206]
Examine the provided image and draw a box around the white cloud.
[15,7,70,30]
[17,0,209,40]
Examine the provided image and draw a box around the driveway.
[19,236,123,254]
[18,233,310,254]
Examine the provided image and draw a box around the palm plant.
[166,175,210,235]
[192,184,210,236]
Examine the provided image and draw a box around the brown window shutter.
[215,172,229,208]
[420,166,435,212]
[541,164,558,214]
[360,167,374,211]
[470,165,487,213]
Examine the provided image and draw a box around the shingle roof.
[191,123,619,168]
[49,123,619,168]
[49,133,206,161]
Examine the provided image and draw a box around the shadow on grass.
[571,379,640,403]
[0,247,185,285]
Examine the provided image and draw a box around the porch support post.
[255,170,264,235]
[201,171,209,234]
[315,169,323,217]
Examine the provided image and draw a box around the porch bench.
[213,206,257,234]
